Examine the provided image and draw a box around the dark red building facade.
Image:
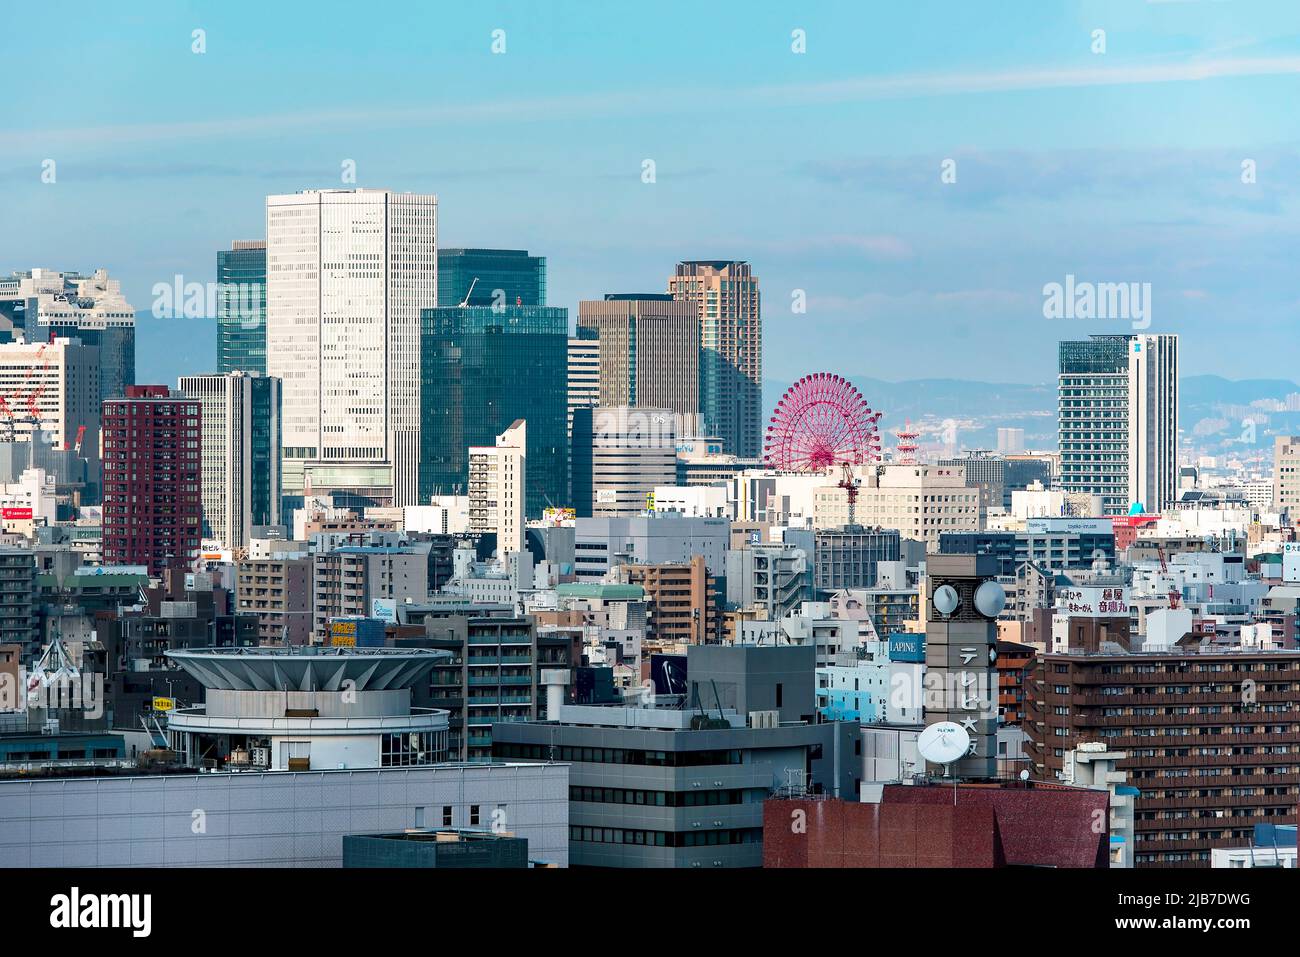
[101,385,202,576]
[764,785,1109,868]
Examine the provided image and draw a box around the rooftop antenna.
[917,720,970,806]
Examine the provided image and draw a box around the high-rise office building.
[576,294,700,419]
[0,268,135,403]
[179,372,282,550]
[468,419,526,557]
[266,188,437,507]
[1059,334,1179,516]
[101,386,202,575]
[0,337,100,459]
[216,240,267,374]
[668,261,761,458]
[437,248,546,308]
[419,305,567,514]
[586,406,677,517]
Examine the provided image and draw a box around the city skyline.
[3,2,1300,897]
[5,1,1300,390]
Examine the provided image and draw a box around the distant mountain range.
[762,374,1300,460]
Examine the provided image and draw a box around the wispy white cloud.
[751,55,1300,106]
[14,54,1300,150]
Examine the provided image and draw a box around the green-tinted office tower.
[437,249,546,308]
[420,306,568,515]
[250,375,283,528]
[216,240,267,374]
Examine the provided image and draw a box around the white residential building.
[469,419,527,557]
[403,497,471,535]
[652,484,730,518]
[266,188,437,507]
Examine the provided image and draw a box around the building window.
[380,730,446,767]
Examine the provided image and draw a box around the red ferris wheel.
[764,373,882,472]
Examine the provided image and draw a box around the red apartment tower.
[101,386,202,575]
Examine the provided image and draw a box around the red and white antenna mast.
[894,419,920,464]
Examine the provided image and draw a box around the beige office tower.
[266,188,436,507]
[591,406,677,516]
[668,261,761,458]
[1273,436,1300,515]
[469,419,526,556]
[576,294,699,418]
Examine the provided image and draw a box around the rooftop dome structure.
[162,647,452,773]
[166,646,447,693]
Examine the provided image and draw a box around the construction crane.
[458,277,479,308]
[21,343,52,435]
[0,395,16,443]
[838,462,860,526]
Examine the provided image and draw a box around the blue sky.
[5,0,1300,388]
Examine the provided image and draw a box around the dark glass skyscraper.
[420,305,568,515]
[250,374,282,529]
[437,249,546,308]
[216,240,267,374]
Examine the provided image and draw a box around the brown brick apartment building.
[1025,649,1300,867]
[618,556,718,645]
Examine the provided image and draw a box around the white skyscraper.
[469,420,527,557]
[266,188,437,507]
[1059,334,1179,515]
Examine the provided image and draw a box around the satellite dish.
[932,584,959,617]
[974,580,1006,618]
[917,721,970,766]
